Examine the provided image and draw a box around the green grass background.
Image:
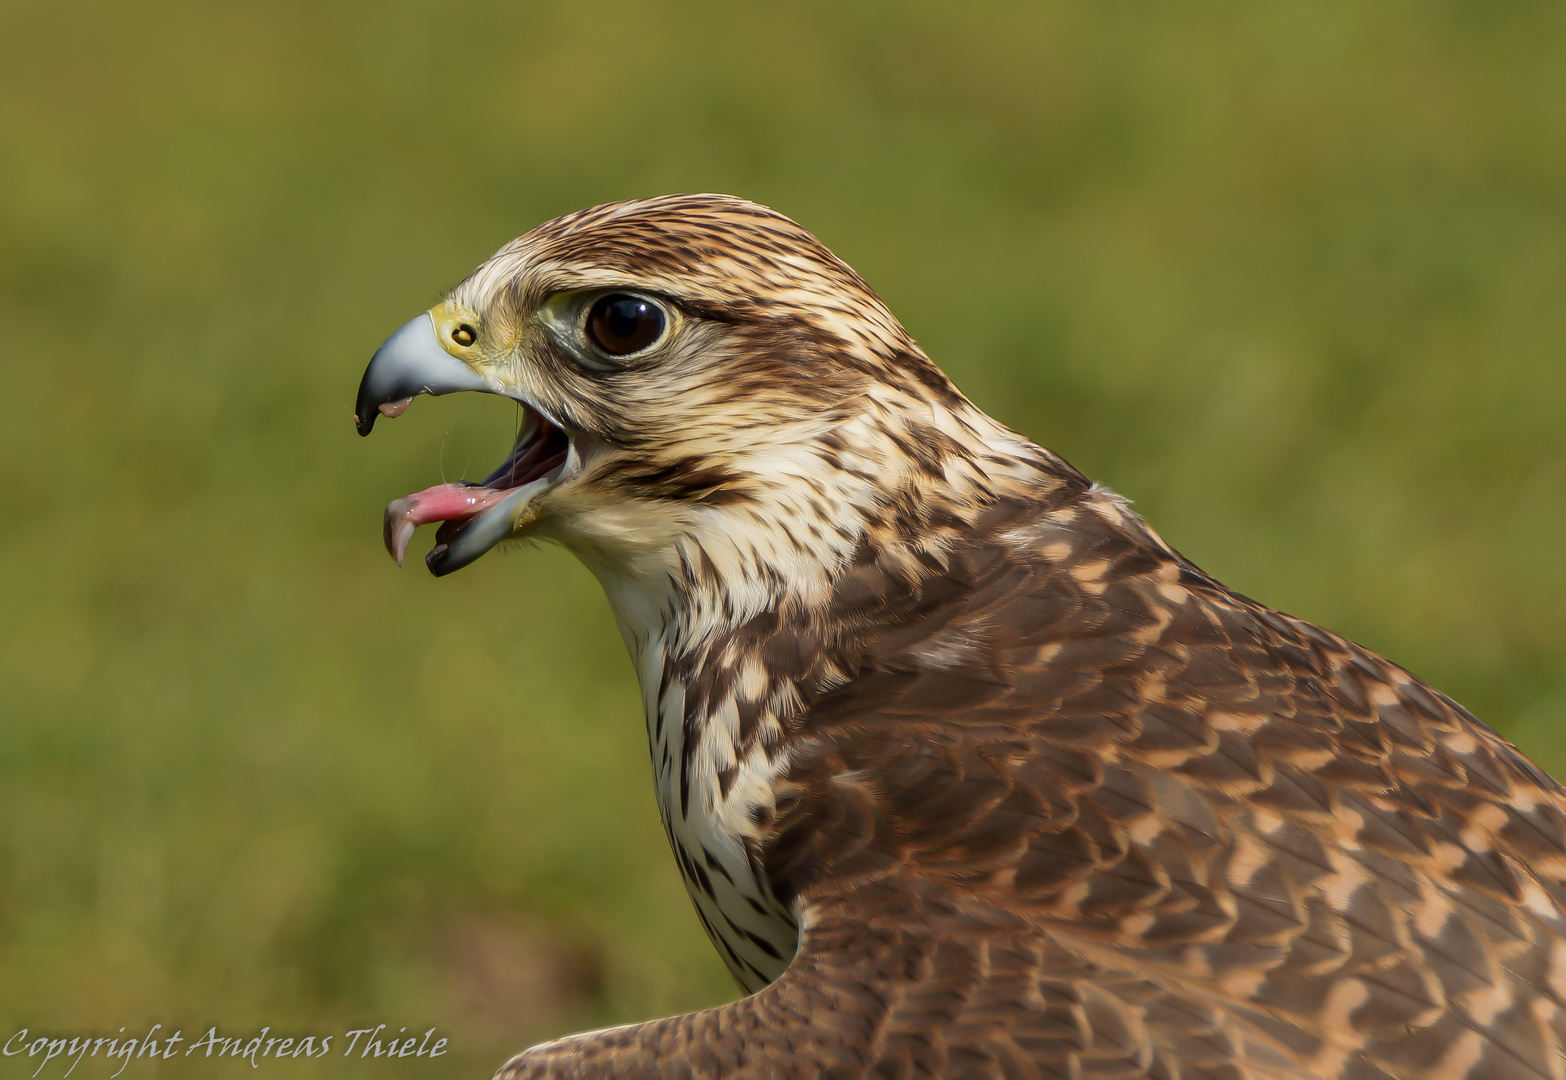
[2,1,1564,1075]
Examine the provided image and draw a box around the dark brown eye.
[452,324,476,347]
[586,294,665,357]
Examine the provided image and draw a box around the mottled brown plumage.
[354,195,1566,1080]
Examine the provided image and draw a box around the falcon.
[354,194,1566,1080]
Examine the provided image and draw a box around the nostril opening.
[453,325,476,347]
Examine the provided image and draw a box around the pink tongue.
[383,483,505,567]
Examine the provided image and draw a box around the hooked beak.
[354,310,577,576]
[354,312,491,436]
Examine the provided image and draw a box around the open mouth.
[355,309,579,577]
[381,403,572,575]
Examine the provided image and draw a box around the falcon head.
[356,195,1050,617]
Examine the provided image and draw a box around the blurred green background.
[2,0,1564,1075]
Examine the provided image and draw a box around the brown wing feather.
[499,488,1566,1079]
[498,883,1320,1080]
[496,487,1566,1079]
[764,489,1566,1080]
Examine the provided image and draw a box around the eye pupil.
[452,325,476,347]
[587,294,665,356]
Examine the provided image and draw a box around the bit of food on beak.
[354,397,415,431]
